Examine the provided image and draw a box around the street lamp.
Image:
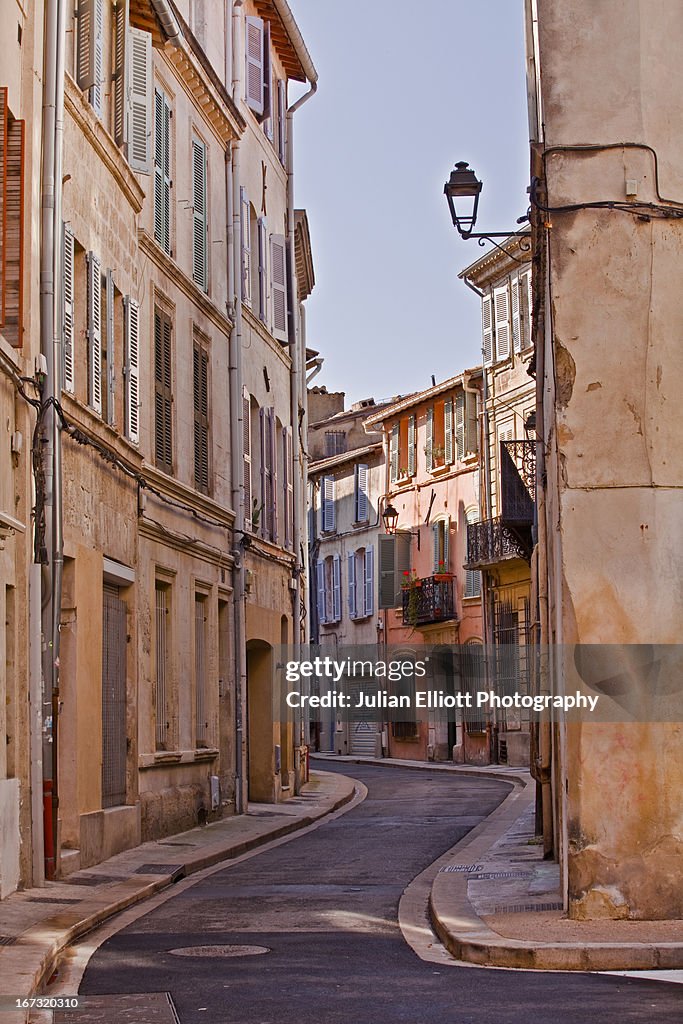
[382,503,399,535]
[444,160,531,252]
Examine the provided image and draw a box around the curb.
[311,754,528,788]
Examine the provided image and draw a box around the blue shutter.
[348,552,357,619]
[332,555,341,622]
[355,463,369,522]
[407,415,416,476]
[364,546,374,616]
[316,560,326,624]
[322,476,336,533]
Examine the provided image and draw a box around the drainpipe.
[228,0,246,814]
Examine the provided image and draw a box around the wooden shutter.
[364,546,374,617]
[0,108,24,347]
[76,0,97,91]
[511,273,521,353]
[89,0,104,117]
[433,519,450,572]
[240,186,251,304]
[259,407,267,536]
[432,522,440,572]
[465,391,478,454]
[192,138,208,291]
[87,252,102,414]
[263,22,273,136]
[389,423,399,483]
[123,296,139,443]
[257,216,267,322]
[270,233,288,342]
[154,309,173,472]
[113,0,129,146]
[355,463,369,522]
[128,27,151,172]
[193,341,210,494]
[494,284,510,361]
[444,399,453,464]
[520,269,532,349]
[243,387,252,529]
[245,16,264,115]
[348,552,357,619]
[482,293,493,365]
[154,89,171,254]
[322,475,335,533]
[455,391,465,462]
[277,80,287,164]
[62,224,75,392]
[332,555,341,622]
[407,414,416,476]
[283,427,293,548]
[425,407,434,472]
[316,560,326,624]
[105,269,115,424]
[269,407,278,543]
[465,510,481,598]
[378,533,411,609]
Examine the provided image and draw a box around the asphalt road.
[77,764,683,1024]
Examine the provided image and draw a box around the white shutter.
[113,0,129,147]
[511,273,521,353]
[425,407,434,472]
[494,284,510,361]
[521,268,532,349]
[407,414,416,476]
[243,387,252,529]
[332,555,341,622]
[269,407,278,544]
[284,427,293,548]
[259,407,267,537]
[389,423,399,483]
[270,234,288,342]
[87,252,102,414]
[322,475,336,533]
[316,560,326,624]
[263,21,273,136]
[444,399,453,464]
[348,552,357,619]
[123,297,139,444]
[154,90,171,254]
[443,515,450,569]
[89,0,104,118]
[240,187,251,304]
[465,391,478,454]
[455,391,465,462]
[364,546,374,617]
[76,0,96,91]
[192,138,208,291]
[245,16,264,115]
[432,522,440,573]
[277,79,287,164]
[257,217,267,322]
[355,463,369,522]
[482,294,493,365]
[62,224,75,394]
[128,27,151,173]
[106,270,115,425]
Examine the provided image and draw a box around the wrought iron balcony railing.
[402,575,456,627]
[465,517,528,569]
[500,440,536,523]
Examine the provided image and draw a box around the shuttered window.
[113,0,128,145]
[77,0,104,117]
[511,273,521,354]
[482,294,493,365]
[155,581,171,749]
[243,387,252,530]
[257,217,267,322]
[128,27,152,172]
[316,559,326,625]
[444,399,454,465]
[464,509,482,599]
[277,80,287,164]
[270,233,288,342]
[425,407,434,472]
[240,187,251,304]
[331,555,341,622]
[348,552,357,619]
[193,340,210,494]
[407,414,416,476]
[105,269,115,425]
[192,138,208,291]
[378,533,412,609]
[123,296,139,443]
[91,0,104,117]
[245,16,265,116]
[0,90,25,348]
[154,308,173,473]
[455,391,465,462]
[321,475,336,533]
[154,89,171,255]
[195,595,208,748]
[62,224,75,391]
[520,269,532,349]
[262,21,273,138]
[283,426,293,548]
[354,463,369,523]
[364,546,374,617]
[465,391,478,455]
[389,423,399,483]
[86,252,103,414]
[432,518,450,573]
[494,284,511,361]
[269,408,278,543]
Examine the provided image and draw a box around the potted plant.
[433,560,453,582]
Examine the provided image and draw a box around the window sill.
[353,520,370,529]
[393,475,414,489]
[428,463,452,477]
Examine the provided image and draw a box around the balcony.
[500,440,536,523]
[465,517,528,569]
[402,575,456,627]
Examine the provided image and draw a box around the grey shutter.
[243,387,252,529]
[348,552,356,619]
[378,533,411,608]
[89,0,104,117]
[240,186,251,304]
[521,269,532,349]
[270,233,288,342]
[62,223,75,394]
[123,296,140,444]
[263,21,273,136]
[128,27,152,173]
[269,407,278,543]
[432,522,440,572]
[76,0,97,91]
[482,294,493,365]
[257,216,267,321]
[407,414,416,476]
[465,391,478,454]
[259,407,267,537]
[425,407,434,472]
[106,269,115,425]
[192,138,208,291]
[87,251,102,414]
[444,399,453,464]
[494,284,510,360]
[113,0,129,147]
[283,427,293,548]
[389,423,399,483]
[316,560,326,624]
[355,463,369,522]
[455,391,465,462]
[332,555,341,622]
[277,79,286,164]
[322,475,335,533]
[245,16,264,115]
[154,90,171,254]
[193,342,210,494]
[511,273,521,353]
[154,309,173,473]
[364,546,374,616]
[443,516,450,569]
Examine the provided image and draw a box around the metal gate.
[102,585,127,808]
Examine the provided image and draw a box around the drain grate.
[471,871,532,880]
[439,864,483,873]
[0,935,16,946]
[487,901,564,914]
[135,863,184,878]
[66,874,123,886]
[168,944,270,958]
[27,896,82,905]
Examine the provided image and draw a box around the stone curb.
[0,771,357,1020]
[311,753,528,788]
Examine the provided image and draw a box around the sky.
[289,0,530,405]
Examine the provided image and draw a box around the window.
[257,216,267,321]
[277,80,287,164]
[270,233,288,342]
[86,251,103,415]
[354,463,369,522]
[512,269,533,352]
[77,0,104,119]
[243,387,253,530]
[325,431,346,457]
[464,509,482,599]
[348,546,374,620]
[192,137,208,291]
[154,88,172,255]
[193,338,210,494]
[245,16,265,116]
[240,187,251,304]
[389,414,416,483]
[426,401,453,471]
[155,581,171,750]
[0,90,24,348]
[113,7,152,173]
[282,427,293,548]
[321,475,336,533]
[62,224,75,390]
[316,555,341,625]
[154,308,173,473]
[377,532,412,609]
[195,594,208,748]
[432,518,450,573]
[259,407,277,542]
[123,296,140,444]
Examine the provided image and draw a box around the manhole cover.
[168,944,270,958]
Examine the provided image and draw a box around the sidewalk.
[316,754,683,972]
[0,770,356,1022]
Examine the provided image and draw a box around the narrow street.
[71,765,682,1024]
